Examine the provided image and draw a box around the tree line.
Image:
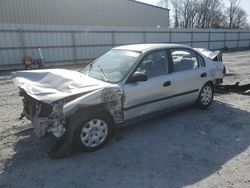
[157,0,249,29]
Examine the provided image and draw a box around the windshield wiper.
[97,65,108,82]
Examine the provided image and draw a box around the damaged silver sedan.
[12,44,225,157]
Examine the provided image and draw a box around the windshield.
[81,49,141,82]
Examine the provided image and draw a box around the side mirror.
[127,72,148,83]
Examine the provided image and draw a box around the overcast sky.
[137,0,250,25]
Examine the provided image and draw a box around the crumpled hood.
[11,69,111,104]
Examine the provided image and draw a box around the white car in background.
[12,44,225,157]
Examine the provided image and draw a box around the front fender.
[63,87,124,124]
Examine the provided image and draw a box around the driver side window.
[136,50,168,78]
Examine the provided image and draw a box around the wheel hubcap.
[80,119,108,148]
[200,86,213,105]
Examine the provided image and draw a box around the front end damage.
[20,89,66,138]
[11,69,116,141]
[19,86,124,139]
[16,84,124,158]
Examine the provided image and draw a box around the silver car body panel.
[123,74,174,120]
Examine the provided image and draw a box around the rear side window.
[171,49,198,72]
[136,50,168,78]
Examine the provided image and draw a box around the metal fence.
[0,24,250,69]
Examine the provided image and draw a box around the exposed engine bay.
[19,89,66,138]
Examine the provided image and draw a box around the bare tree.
[234,7,248,28]
[227,0,241,28]
[166,0,225,28]
[199,0,211,28]
[157,0,248,29]
[180,0,196,28]
[170,0,181,28]
[168,0,199,28]
[206,0,225,28]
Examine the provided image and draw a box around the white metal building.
[0,0,170,27]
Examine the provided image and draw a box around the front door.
[123,49,174,121]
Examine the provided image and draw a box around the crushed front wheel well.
[66,105,115,127]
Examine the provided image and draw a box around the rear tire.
[196,82,214,109]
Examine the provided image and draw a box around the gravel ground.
[0,50,250,188]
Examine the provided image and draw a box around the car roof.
[114,43,192,53]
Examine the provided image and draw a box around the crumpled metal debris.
[215,82,250,95]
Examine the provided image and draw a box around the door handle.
[201,73,207,77]
[163,81,171,87]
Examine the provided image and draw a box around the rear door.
[169,48,208,106]
[123,49,174,120]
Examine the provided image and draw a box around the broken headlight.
[52,100,64,117]
[48,100,66,138]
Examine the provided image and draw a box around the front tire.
[196,82,214,109]
[74,113,113,152]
